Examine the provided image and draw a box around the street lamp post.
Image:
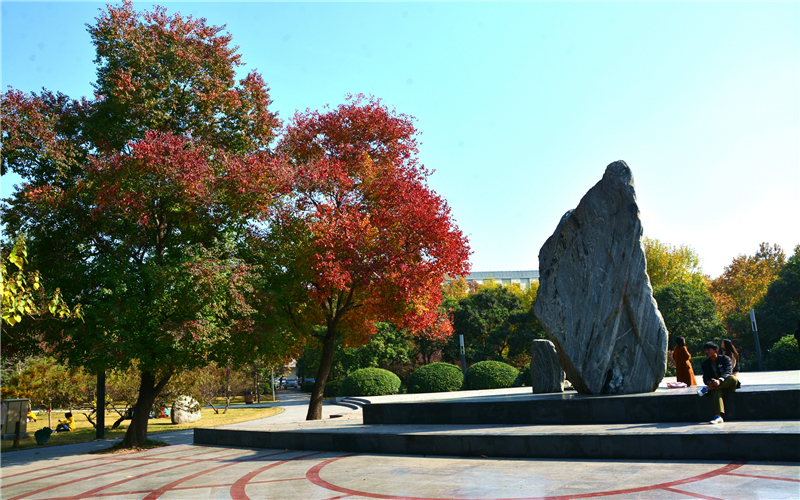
[750,309,763,371]
[459,334,467,382]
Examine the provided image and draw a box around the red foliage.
[268,95,471,343]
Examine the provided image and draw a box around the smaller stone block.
[531,339,565,393]
[171,395,201,425]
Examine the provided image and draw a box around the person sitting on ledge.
[698,341,740,424]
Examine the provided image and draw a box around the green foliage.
[710,243,786,356]
[1,2,282,446]
[407,362,463,394]
[653,281,726,355]
[323,380,343,397]
[514,364,532,387]
[300,381,315,392]
[341,368,401,397]
[690,356,706,376]
[0,357,93,410]
[754,245,800,353]
[297,323,413,382]
[766,335,800,371]
[643,237,705,290]
[465,361,519,390]
[1,236,82,359]
[446,284,544,366]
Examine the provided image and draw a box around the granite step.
[194,419,800,461]
[362,384,800,426]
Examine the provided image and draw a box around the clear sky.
[2,1,798,278]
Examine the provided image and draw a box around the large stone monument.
[534,161,667,394]
[530,339,565,393]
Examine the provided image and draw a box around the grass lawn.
[1,405,282,453]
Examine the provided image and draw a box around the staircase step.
[194,420,800,461]
[363,384,800,425]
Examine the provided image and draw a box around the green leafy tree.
[447,283,544,368]
[1,236,82,359]
[754,245,800,353]
[643,237,705,290]
[766,335,800,370]
[1,357,93,428]
[653,282,726,356]
[1,2,280,447]
[709,243,786,356]
[297,322,413,383]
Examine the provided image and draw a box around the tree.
[754,245,800,353]
[447,282,544,368]
[1,236,82,358]
[709,243,786,355]
[643,237,705,290]
[0,357,93,429]
[248,95,470,420]
[1,2,280,447]
[653,282,726,355]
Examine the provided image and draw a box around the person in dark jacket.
[698,341,740,424]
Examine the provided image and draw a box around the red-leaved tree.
[248,95,471,419]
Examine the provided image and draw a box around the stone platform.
[195,419,800,462]
[362,384,800,425]
[194,381,800,462]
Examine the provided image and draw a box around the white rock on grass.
[171,395,201,424]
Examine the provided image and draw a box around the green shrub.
[514,364,531,387]
[767,335,800,370]
[407,363,463,394]
[690,356,705,376]
[466,361,519,390]
[323,380,343,397]
[300,381,315,392]
[341,368,401,397]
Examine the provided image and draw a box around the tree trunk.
[48,402,52,429]
[224,364,231,414]
[307,328,337,420]
[121,370,171,448]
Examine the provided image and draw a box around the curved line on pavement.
[306,456,747,500]
[140,449,294,500]
[228,452,326,500]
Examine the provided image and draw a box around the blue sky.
[2,1,798,278]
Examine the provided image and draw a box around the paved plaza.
[1,372,799,499]
[2,444,799,499]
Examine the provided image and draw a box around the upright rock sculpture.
[530,339,565,393]
[533,161,667,394]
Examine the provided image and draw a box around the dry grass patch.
[1,406,282,453]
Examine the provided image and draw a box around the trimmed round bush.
[514,365,531,387]
[323,380,343,397]
[300,381,315,392]
[341,368,401,397]
[407,363,464,394]
[767,335,800,370]
[466,361,519,390]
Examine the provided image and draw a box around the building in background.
[448,270,540,289]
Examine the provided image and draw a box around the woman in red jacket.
[672,336,697,386]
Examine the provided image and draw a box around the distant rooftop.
[465,270,539,280]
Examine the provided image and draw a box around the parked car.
[284,378,298,388]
